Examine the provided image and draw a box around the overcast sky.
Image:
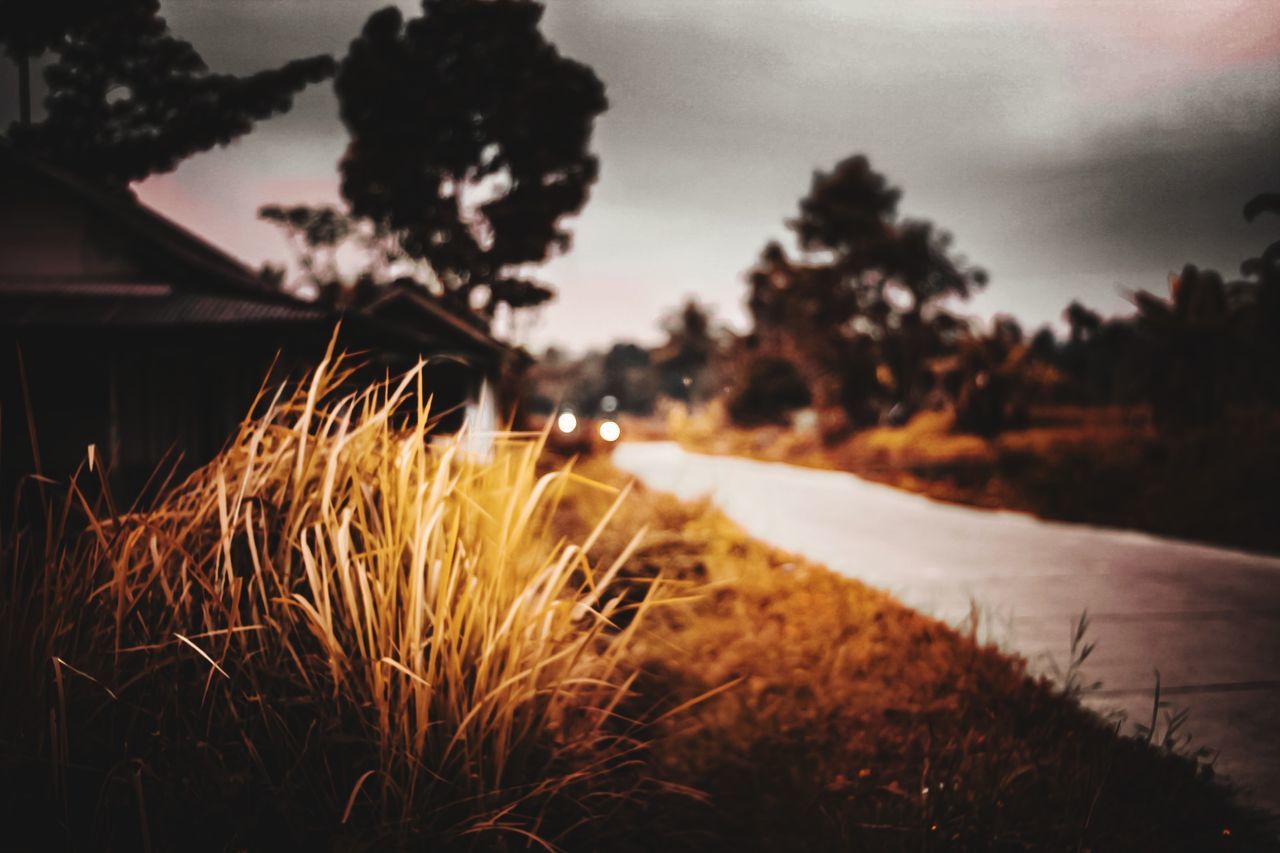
[3,0,1277,352]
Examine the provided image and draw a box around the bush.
[727,355,811,426]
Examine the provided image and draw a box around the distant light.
[557,412,578,434]
[601,394,618,413]
[598,420,621,443]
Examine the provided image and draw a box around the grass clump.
[0,356,678,850]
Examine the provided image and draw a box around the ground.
[555,455,1278,850]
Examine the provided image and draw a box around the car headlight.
[598,420,621,443]
[556,412,578,434]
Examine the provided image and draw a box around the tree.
[727,355,811,426]
[601,343,657,414]
[0,0,94,126]
[743,155,986,424]
[4,0,335,186]
[653,300,717,403]
[1238,192,1280,401]
[321,0,607,318]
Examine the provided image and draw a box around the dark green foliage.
[5,0,335,185]
[727,355,811,426]
[330,0,607,316]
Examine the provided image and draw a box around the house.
[0,146,528,503]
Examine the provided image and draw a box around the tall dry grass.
[1,351,677,849]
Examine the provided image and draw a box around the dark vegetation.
[4,1,1276,847]
[259,0,606,319]
[537,160,1280,551]
[2,381,1273,849]
[2,0,605,329]
[0,0,334,184]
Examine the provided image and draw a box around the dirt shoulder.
[671,404,1280,556]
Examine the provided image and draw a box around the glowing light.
[598,420,621,442]
[556,412,578,434]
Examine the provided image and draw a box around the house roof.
[358,281,532,366]
[0,145,528,366]
[0,282,325,327]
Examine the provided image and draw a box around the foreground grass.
[559,458,1276,851]
[675,403,1280,555]
[0,357,684,850]
[1,358,1273,850]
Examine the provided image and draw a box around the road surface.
[612,441,1280,813]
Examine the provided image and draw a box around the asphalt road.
[612,441,1280,814]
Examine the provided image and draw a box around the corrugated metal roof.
[0,281,174,298]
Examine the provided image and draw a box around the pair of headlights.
[555,412,620,443]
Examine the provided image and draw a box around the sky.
[3,0,1278,353]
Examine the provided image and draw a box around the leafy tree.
[1064,301,1102,345]
[4,0,335,186]
[602,343,657,414]
[1237,192,1280,401]
[313,0,607,318]
[744,155,986,424]
[727,355,811,426]
[1134,265,1232,430]
[0,0,93,125]
[653,300,717,403]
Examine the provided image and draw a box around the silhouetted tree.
[325,0,607,318]
[653,300,717,403]
[602,343,657,414]
[1236,192,1280,402]
[744,155,985,425]
[4,0,335,186]
[727,355,811,426]
[1134,265,1232,430]
[0,0,93,125]
[951,318,1030,436]
[1029,327,1058,362]
[1064,301,1102,345]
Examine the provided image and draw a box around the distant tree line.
[532,156,1279,440]
[525,299,722,417]
[723,160,1280,437]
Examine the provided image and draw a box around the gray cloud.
[2,0,1275,348]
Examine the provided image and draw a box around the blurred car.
[528,406,623,456]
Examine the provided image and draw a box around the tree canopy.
[745,155,987,421]
[3,0,335,186]
[320,0,608,317]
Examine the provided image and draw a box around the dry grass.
[1,357,1274,849]
[566,458,1277,851]
[0,353,686,850]
[676,403,1280,554]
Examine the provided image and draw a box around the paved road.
[613,441,1280,813]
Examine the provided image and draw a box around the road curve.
[612,441,1280,813]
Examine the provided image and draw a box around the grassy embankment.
[674,403,1280,555]
[1,360,1273,850]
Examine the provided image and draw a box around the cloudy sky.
[4,0,1278,352]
